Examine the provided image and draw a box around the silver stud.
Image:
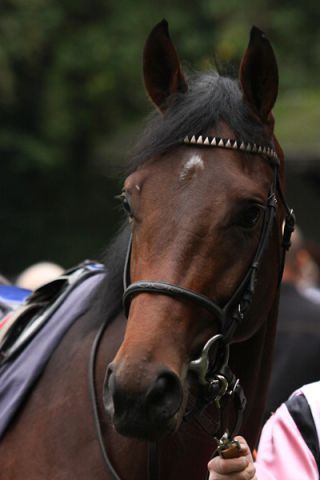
[232,140,238,149]
[258,146,262,153]
[191,135,197,144]
[262,147,267,154]
[252,144,257,152]
[204,137,210,145]
[211,137,217,146]
[184,136,189,143]
[197,135,203,144]
[246,143,252,152]
[240,142,246,150]
[225,139,232,148]
[218,138,224,147]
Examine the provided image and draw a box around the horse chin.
[112,411,180,441]
[103,387,183,441]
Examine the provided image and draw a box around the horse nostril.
[105,363,115,394]
[146,370,183,420]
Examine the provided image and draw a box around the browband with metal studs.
[183,135,279,164]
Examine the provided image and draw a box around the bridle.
[89,134,295,480]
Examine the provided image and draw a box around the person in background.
[265,227,320,416]
[16,262,64,291]
[0,275,10,286]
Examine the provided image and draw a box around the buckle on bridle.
[209,374,229,408]
[188,334,228,385]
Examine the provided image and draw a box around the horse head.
[103,21,290,444]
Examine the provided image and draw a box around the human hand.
[208,436,257,479]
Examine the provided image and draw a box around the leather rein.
[89,135,295,480]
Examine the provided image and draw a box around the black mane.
[94,71,274,328]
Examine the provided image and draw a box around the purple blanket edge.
[0,272,105,438]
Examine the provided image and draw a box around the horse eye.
[116,191,133,218]
[239,205,263,229]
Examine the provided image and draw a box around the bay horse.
[0,20,294,480]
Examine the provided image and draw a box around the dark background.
[1,0,320,278]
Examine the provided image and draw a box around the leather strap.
[124,281,222,318]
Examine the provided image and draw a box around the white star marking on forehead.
[180,154,204,181]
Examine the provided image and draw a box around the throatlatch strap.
[286,394,320,473]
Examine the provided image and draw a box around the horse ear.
[240,26,278,122]
[143,19,188,111]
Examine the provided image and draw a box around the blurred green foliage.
[1,0,319,170]
[1,0,320,275]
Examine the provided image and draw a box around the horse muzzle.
[103,363,183,441]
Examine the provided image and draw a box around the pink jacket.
[256,382,320,479]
